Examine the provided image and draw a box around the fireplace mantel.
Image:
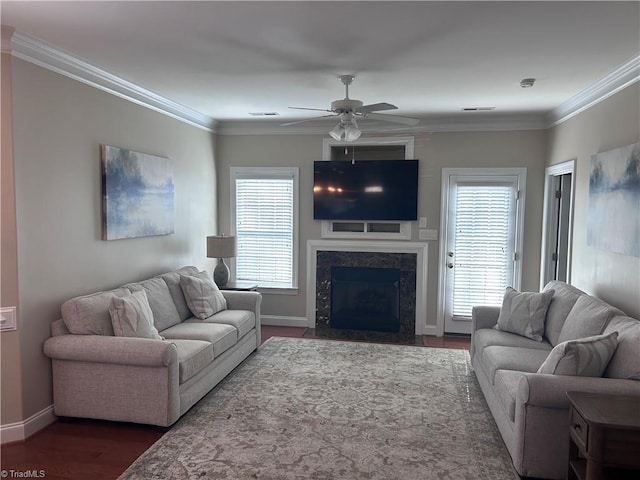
[306,240,428,335]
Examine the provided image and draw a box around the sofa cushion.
[180,271,227,319]
[166,339,214,383]
[161,321,237,357]
[493,370,524,422]
[494,287,554,341]
[482,346,550,384]
[202,310,255,340]
[557,295,623,344]
[109,290,163,340]
[160,266,199,321]
[603,316,640,380]
[126,276,182,331]
[537,331,619,377]
[473,328,552,361]
[542,281,585,347]
[61,288,130,335]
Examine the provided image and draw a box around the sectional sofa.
[43,266,262,427]
[471,280,640,479]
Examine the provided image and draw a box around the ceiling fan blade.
[288,106,334,113]
[357,102,397,113]
[364,112,420,126]
[280,114,337,127]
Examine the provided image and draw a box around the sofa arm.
[221,290,262,314]
[472,305,501,332]
[43,335,178,367]
[518,373,640,409]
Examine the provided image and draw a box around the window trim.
[230,166,299,292]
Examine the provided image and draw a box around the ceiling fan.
[282,75,420,141]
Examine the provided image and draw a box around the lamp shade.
[206,235,237,258]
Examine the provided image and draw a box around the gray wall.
[217,129,548,327]
[5,58,218,422]
[1,49,23,426]
[547,83,640,318]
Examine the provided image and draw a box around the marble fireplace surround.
[306,240,428,335]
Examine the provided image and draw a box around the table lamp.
[206,235,237,287]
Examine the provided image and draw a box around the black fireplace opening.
[330,266,401,333]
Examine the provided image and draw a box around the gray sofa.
[43,266,261,427]
[471,280,640,479]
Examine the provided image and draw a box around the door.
[540,161,574,288]
[553,174,572,282]
[439,169,526,335]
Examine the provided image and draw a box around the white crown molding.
[10,32,217,132]
[547,54,640,127]
[216,113,549,136]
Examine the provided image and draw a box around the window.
[451,182,516,317]
[231,167,298,290]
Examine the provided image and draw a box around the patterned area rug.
[119,338,518,480]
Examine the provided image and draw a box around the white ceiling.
[2,1,639,133]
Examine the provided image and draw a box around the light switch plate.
[419,217,427,228]
[0,306,17,331]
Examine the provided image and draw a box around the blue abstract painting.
[101,145,174,240]
[587,143,640,257]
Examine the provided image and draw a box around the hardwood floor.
[1,327,470,480]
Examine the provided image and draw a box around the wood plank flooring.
[0,326,470,480]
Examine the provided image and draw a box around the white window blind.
[452,183,515,318]
[234,169,297,288]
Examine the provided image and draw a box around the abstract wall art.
[101,145,174,240]
[587,142,640,257]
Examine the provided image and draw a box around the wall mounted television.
[313,159,419,221]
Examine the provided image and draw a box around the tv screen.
[313,159,419,221]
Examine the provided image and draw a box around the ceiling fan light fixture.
[329,124,345,141]
[344,122,361,141]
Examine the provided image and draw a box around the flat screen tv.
[313,159,419,221]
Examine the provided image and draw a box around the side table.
[218,281,259,291]
[566,391,640,480]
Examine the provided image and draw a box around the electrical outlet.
[0,306,17,331]
[419,229,438,241]
[419,217,427,228]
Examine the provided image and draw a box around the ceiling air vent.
[462,107,496,111]
[249,112,279,116]
[520,78,536,88]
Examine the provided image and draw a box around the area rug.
[119,337,517,480]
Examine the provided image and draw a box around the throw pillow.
[494,287,555,341]
[537,331,619,377]
[180,271,227,319]
[109,290,163,340]
[61,288,131,336]
[557,294,622,344]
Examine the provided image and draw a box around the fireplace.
[330,266,401,333]
[314,250,417,335]
[307,240,429,336]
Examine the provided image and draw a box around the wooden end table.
[218,281,258,291]
[566,391,640,480]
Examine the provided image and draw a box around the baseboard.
[261,315,308,328]
[0,404,56,444]
[422,324,439,337]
